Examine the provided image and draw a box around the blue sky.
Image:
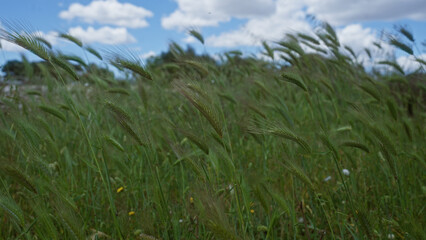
[1,0,426,71]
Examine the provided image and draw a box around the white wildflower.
[342,169,350,176]
[228,184,234,195]
[324,176,332,182]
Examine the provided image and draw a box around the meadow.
[0,22,425,239]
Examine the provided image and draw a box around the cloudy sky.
[1,0,425,71]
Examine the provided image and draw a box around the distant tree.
[85,63,114,79]
[1,59,109,83]
[1,60,26,80]
[147,43,216,68]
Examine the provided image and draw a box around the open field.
[0,23,425,239]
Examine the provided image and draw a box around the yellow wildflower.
[190,197,194,204]
[128,211,135,216]
[250,209,255,214]
[117,187,124,193]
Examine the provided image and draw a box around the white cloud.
[203,0,423,54]
[183,36,198,44]
[205,0,310,47]
[162,0,275,30]
[162,0,426,32]
[140,51,156,59]
[211,53,222,62]
[397,54,426,72]
[68,26,136,45]
[59,0,153,28]
[34,31,60,46]
[206,29,260,47]
[305,0,426,25]
[336,24,394,65]
[165,0,426,49]
[0,21,59,52]
[336,24,387,61]
[0,40,26,52]
[337,24,377,52]
[0,22,27,52]
[204,14,401,71]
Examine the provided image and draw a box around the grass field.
[0,22,425,239]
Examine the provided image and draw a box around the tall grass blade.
[174,81,223,137]
[188,29,204,44]
[109,54,152,80]
[0,194,25,227]
[38,105,67,122]
[85,46,103,60]
[1,166,37,193]
[396,26,414,42]
[59,33,83,47]
[378,61,405,75]
[104,135,125,152]
[178,128,209,154]
[34,36,52,49]
[51,55,80,80]
[281,72,308,91]
[283,160,315,190]
[389,38,413,55]
[340,141,370,153]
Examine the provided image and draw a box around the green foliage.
[1,60,25,78]
[378,60,405,75]
[59,33,83,47]
[38,105,67,122]
[174,80,223,137]
[34,36,52,49]
[109,53,152,80]
[397,26,414,42]
[281,72,308,91]
[59,53,87,67]
[188,29,204,44]
[262,41,274,60]
[389,37,413,55]
[0,25,84,82]
[85,46,103,60]
[0,22,425,240]
[105,100,145,146]
[1,27,51,61]
[0,166,38,194]
[51,55,80,80]
[340,141,370,153]
[0,194,25,227]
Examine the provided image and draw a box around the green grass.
[0,23,425,239]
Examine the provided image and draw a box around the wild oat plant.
[0,23,425,239]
